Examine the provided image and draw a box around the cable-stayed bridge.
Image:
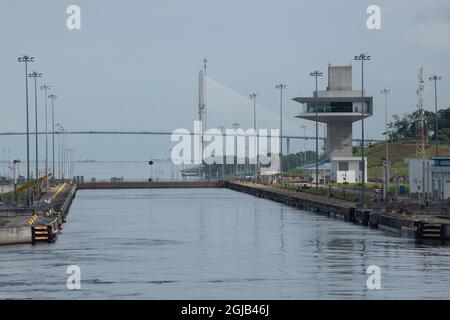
[0,130,383,143]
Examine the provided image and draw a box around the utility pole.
[218,125,225,179]
[354,53,371,205]
[48,94,57,180]
[18,55,34,207]
[309,72,323,191]
[300,125,307,165]
[29,71,42,191]
[276,84,287,186]
[429,75,443,157]
[232,122,239,177]
[56,123,63,180]
[40,85,51,188]
[12,160,20,205]
[250,93,259,184]
[381,89,391,201]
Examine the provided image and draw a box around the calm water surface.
[1,188,450,299]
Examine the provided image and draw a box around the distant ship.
[181,165,201,177]
[77,158,96,163]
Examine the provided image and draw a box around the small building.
[331,157,367,184]
[406,158,433,194]
[301,159,331,183]
[407,157,450,200]
[432,157,450,200]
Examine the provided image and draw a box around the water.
[74,160,181,181]
[1,187,450,299]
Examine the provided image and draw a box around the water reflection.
[1,188,450,299]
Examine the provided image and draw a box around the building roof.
[301,159,331,171]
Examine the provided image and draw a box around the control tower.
[293,65,373,183]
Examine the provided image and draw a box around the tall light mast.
[416,67,425,159]
[198,58,208,179]
[203,57,208,132]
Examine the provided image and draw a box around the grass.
[0,190,29,206]
[283,183,372,204]
[355,143,450,181]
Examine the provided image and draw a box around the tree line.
[388,107,450,142]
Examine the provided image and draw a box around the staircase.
[31,225,54,244]
[420,223,442,239]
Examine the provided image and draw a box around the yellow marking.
[52,183,67,200]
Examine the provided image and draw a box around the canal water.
[1,188,450,299]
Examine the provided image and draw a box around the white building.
[331,157,367,184]
[407,157,450,200]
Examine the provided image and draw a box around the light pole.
[232,122,239,177]
[62,128,69,180]
[40,85,51,187]
[56,124,66,180]
[48,94,57,180]
[250,93,259,184]
[18,55,34,207]
[275,84,287,187]
[300,125,307,165]
[12,159,20,205]
[56,124,62,180]
[61,127,65,180]
[354,53,371,204]
[218,125,225,179]
[381,89,391,201]
[429,75,443,157]
[63,129,67,179]
[28,71,42,189]
[309,72,323,191]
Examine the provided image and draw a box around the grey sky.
[0,0,449,161]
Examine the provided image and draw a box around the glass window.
[307,102,353,113]
[339,162,349,171]
[437,160,450,166]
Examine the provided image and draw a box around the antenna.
[416,67,425,158]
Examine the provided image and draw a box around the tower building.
[293,65,373,183]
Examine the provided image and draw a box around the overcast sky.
[0,0,449,161]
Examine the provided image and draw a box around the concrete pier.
[0,182,77,245]
[226,181,450,241]
[227,182,356,221]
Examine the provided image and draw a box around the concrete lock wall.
[0,227,31,245]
